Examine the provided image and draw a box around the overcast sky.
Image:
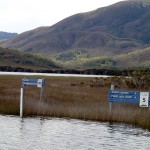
[0,0,124,33]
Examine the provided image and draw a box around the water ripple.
[0,115,150,150]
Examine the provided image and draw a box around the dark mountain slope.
[0,31,17,40]
[0,47,59,69]
[115,47,150,67]
[1,0,149,56]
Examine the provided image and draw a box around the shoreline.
[0,74,150,130]
[0,71,111,78]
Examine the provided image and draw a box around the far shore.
[0,71,110,78]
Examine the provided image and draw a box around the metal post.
[111,84,114,90]
[20,86,24,117]
[39,78,44,101]
[110,84,114,112]
[40,86,44,101]
[109,102,112,112]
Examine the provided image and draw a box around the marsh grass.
[0,75,150,130]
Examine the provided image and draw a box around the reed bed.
[0,75,150,130]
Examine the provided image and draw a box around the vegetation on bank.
[0,47,59,69]
[1,46,150,71]
[1,71,150,130]
[51,47,150,69]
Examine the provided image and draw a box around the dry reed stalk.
[0,75,150,130]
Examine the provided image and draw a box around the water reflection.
[108,122,150,137]
[0,115,150,150]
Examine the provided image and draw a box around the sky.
[0,0,124,33]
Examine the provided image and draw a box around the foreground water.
[0,115,150,150]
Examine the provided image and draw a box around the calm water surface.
[0,115,150,150]
[0,72,110,78]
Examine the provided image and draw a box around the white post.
[39,78,44,102]
[111,84,114,90]
[40,86,44,101]
[110,84,114,112]
[20,86,24,117]
[109,102,112,112]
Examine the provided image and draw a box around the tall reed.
[0,75,150,130]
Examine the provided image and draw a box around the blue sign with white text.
[109,90,141,104]
[22,78,45,87]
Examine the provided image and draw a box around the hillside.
[0,47,59,70]
[1,0,150,57]
[114,47,150,67]
[0,31,17,40]
[51,47,150,69]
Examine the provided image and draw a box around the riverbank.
[0,74,150,130]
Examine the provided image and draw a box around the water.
[0,115,150,150]
[0,71,110,78]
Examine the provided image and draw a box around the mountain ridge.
[1,0,150,56]
[0,31,17,40]
[1,0,150,69]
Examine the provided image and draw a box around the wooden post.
[20,85,24,117]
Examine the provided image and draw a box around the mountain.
[0,31,17,40]
[0,47,59,70]
[114,47,150,67]
[1,0,150,57]
[55,46,150,69]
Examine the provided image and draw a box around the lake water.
[0,71,110,78]
[0,115,150,150]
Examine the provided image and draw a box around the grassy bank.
[0,74,150,130]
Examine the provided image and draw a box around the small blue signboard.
[109,90,148,104]
[22,78,45,87]
[20,78,45,117]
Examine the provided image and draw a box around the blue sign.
[109,90,141,104]
[22,78,45,87]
